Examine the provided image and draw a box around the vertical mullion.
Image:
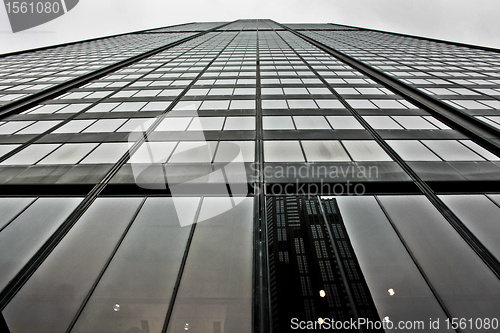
[253,23,270,333]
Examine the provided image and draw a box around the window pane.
[71,197,195,333]
[316,99,343,108]
[229,100,255,110]
[82,119,126,133]
[346,99,377,109]
[187,117,225,131]
[439,195,500,262]
[326,116,364,129]
[287,99,317,109]
[343,141,392,161]
[156,118,192,132]
[378,196,500,321]
[80,143,130,164]
[116,118,156,132]
[459,140,500,161]
[371,100,404,109]
[336,196,449,329]
[3,198,143,333]
[263,116,295,130]
[392,116,437,130]
[224,117,255,130]
[0,197,35,231]
[387,140,441,161]
[302,141,351,162]
[0,121,34,134]
[262,100,287,109]
[0,144,20,158]
[38,143,98,164]
[129,142,177,164]
[1,144,60,165]
[264,141,304,162]
[53,120,95,134]
[422,140,484,161]
[363,116,403,130]
[114,102,148,112]
[214,141,255,163]
[0,197,82,291]
[293,116,330,130]
[199,100,230,110]
[166,197,253,333]
[16,121,62,134]
[168,141,217,163]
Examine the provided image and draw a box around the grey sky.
[1,0,499,55]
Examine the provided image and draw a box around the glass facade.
[1,19,500,333]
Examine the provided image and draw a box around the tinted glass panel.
[0,197,82,291]
[0,197,35,231]
[336,196,450,331]
[71,197,195,333]
[1,144,60,165]
[439,195,500,261]
[264,141,304,162]
[302,141,350,162]
[166,197,253,333]
[3,198,143,333]
[378,196,500,323]
[343,141,392,161]
[387,140,441,161]
[38,143,98,165]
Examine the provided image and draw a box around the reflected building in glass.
[1,19,500,333]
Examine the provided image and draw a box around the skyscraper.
[1,19,500,332]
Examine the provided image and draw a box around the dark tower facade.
[1,19,500,333]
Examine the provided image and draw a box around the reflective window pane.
[439,195,500,261]
[0,197,82,291]
[187,117,225,131]
[336,196,449,330]
[263,116,294,130]
[0,197,35,231]
[363,116,404,130]
[1,144,60,165]
[422,140,484,161]
[342,141,392,161]
[168,141,217,163]
[71,197,196,333]
[223,117,255,131]
[38,143,98,165]
[214,141,255,163]
[129,142,177,164]
[326,116,364,129]
[302,141,351,162]
[166,197,253,333]
[3,198,143,333]
[82,119,127,133]
[264,141,305,162]
[53,120,96,134]
[156,117,192,131]
[378,196,500,320]
[387,140,441,161]
[293,116,330,130]
[80,143,130,164]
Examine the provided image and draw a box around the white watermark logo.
[128,107,249,227]
[4,0,79,33]
[128,106,380,225]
